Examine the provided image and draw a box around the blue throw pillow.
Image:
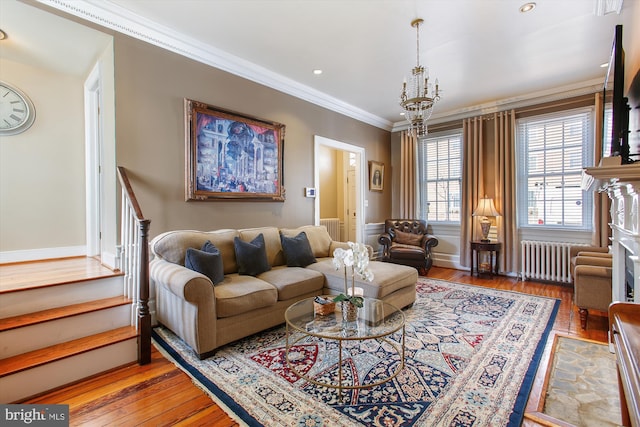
[280,231,316,267]
[185,240,225,285]
[234,233,271,276]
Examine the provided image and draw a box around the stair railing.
[117,166,151,365]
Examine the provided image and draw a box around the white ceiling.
[0,1,112,78]
[1,0,636,130]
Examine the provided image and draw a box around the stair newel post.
[138,218,151,365]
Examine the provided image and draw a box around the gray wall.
[113,35,392,239]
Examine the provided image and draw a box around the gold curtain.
[400,131,417,218]
[593,92,612,247]
[461,117,485,267]
[493,110,517,273]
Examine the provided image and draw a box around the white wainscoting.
[364,222,384,259]
[427,223,463,270]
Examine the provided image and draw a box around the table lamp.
[472,196,500,243]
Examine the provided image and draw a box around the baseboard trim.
[0,246,87,264]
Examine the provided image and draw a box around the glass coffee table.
[284,296,405,397]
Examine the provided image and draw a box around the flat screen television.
[603,25,632,163]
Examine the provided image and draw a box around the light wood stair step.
[0,296,131,332]
[0,256,122,294]
[0,326,138,377]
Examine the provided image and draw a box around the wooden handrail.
[117,166,151,365]
[117,166,145,220]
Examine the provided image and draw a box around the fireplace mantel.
[583,163,640,303]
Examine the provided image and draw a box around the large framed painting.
[185,99,285,201]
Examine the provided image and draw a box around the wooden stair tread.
[0,296,132,332]
[0,326,137,377]
[0,257,122,294]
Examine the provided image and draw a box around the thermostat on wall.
[305,187,316,198]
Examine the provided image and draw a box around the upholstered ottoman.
[307,259,418,310]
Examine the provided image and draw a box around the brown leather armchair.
[571,247,613,329]
[378,219,438,274]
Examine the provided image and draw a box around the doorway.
[314,136,366,243]
[84,64,103,259]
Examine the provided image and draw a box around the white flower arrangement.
[332,242,374,308]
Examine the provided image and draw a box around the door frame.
[84,63,103,258]
[313,135,365,243]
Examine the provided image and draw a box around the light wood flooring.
[19,265,610,426]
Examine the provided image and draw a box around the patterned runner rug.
[542,336,621,426]
[152,277,559,426]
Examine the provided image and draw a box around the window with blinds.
[516,108,594,229]
[418,132,462,223]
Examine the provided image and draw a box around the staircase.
[0,257,138,403]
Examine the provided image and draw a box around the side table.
[470,241,501,277]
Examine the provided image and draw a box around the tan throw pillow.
[394,230,423,246]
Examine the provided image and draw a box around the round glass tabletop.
[285,296,405,339]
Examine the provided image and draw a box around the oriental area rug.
[152,278,559,427]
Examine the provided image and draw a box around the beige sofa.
[150,225,418,358]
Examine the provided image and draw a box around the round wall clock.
[0,81,36,136]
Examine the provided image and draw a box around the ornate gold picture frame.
[185,99,285,201]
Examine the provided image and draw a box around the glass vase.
[342,301,358,323]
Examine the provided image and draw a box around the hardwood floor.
[22,266,610,426]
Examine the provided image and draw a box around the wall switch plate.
[305,187,316,198]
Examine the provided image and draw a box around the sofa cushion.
[259,266,324,300]
[184,241,225,285]
[394,230,424,246]
[239,227,285,267]
[280,231,317,267]
[281,225,333,258]
[214,275,278,317]
[234,234,271,276]
[151,229,239,274]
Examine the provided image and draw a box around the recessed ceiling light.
[600,62,609,68]
[313,69,323,75]
[400,112,405,116]
[0,30,6,40]
[519,2,536,13]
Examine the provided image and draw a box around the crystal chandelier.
[400,18,441,138]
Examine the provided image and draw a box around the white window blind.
[418,132,462,223]
[603,104,613,157]
[516,108,594,229]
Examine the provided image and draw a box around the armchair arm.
[422,234,439,251]
[576,251,612,259]
[574,255,613,268]
[575,264,612,279]
[569,245,609,259]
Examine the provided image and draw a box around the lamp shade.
[472,197,500,217]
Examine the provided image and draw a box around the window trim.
[515,107,595,231]
[417,130,463,224]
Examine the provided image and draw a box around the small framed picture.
[369,161,384,192]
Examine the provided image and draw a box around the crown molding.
[35,0,393,131]
[391,78,605,133]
